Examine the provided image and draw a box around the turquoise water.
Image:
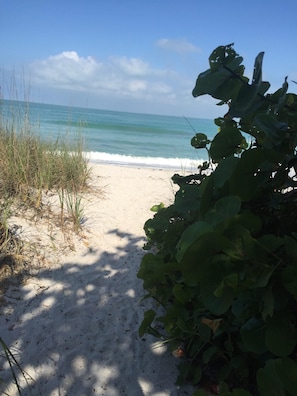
[1,99,217,169]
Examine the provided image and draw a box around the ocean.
[0,99,217,170]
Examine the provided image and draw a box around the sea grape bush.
[137,44,297,395]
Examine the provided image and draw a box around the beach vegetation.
[138,44,297,395]
[0,106,90,394]
[0,104,91,276]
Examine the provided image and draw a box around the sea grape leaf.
[208,43,240,71]
[222,223,255,260]
[139,309,157,337]
[178,362,201,387]
[228,81,271,118]
[230,390,253,396]
[201,281,234,315]
[284,236,297,260]
[214,273,238,297]
[254,113,288,145]
[199,321,212,342]
[230,213,262,235]
[265,311,297,357]
[240,317,267,354]
[192,44,244,101]
[272,77,289,114]
[138,253,178,292]
[227,52,267,118]
[199,175,215,215]
[173,284,196,304]
[159,304,187,334]
[276,357,297,396]
[192,390,208,396]
[209,126,246,161]
[235,84,262,113]
[229,148,284,200]
[257,234,284,253]
[257,359,286,396]
[204,196,241,228]
[173,182,202,214]
[232,293,253,321]
[252,51,264,86]
[202,344,218,364]
[214,196,241,218]
[180,232,231,284]
[261,288,274,321]
[281,265,297,299]
[192,67,231,100]
[150,202,165,212]
[191,133,210,149]
[176,221,213,263]
[213,156,239,188]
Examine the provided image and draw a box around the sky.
[1,0,297,118]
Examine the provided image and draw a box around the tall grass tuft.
[0,105,92,394]
[0,127,90,204]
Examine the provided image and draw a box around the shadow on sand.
[0,228,193,396]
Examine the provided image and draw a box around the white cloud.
[156,38,200,54]
[31,51,100,87]
[30,51,176,100]
[112,57,151,76]
[26,50,219,117]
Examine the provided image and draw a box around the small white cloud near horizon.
[156,38,201,54]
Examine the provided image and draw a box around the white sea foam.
[86,151,204,171]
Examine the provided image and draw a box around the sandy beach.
[0,164,194,396]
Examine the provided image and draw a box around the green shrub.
[138,44,297,395]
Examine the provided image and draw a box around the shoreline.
[0,163,194,396]
[86,151,204,172]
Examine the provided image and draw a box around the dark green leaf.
[176,221,213,263]
[252,51,264,86]
[201,282,234,315]
[231,390,253,396]
[202,345,218,364]
[192,390,208,396]
[261,288,274,321]
[191,133,211,149]
[173,284,196,304]
[240,317,267,353]
[192,44,244,102]
[139,309,156,337]
[284,235,297,259]
[204,196,241,228]
[265,311,297,357]
[272,77,289,114]
[257,359,285,396]
[254,113,288,145]
[214,273,238,297]
[276,357,297,396]
[282,265,297,299]
[209,127,246,162]
[181,232,231,284]
[214,196,241,218]
[229,148,284,200]
[213,156,239,188]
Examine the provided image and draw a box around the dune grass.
[0,127,89,202]
[0,109,92,395]
[0,113,91,277]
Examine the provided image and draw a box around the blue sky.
[1,0,297,118]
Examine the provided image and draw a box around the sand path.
[0,164,193,396]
